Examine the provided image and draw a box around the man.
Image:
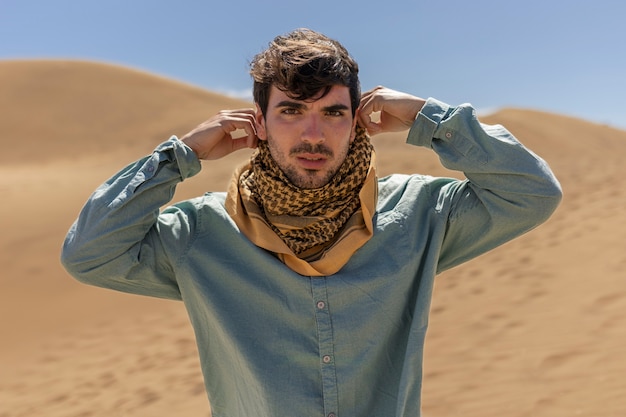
[61,28,562,416]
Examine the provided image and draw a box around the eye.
[281,107,300,115]
[327,109,348,118]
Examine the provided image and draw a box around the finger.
[223,112,257,137]
[230,135,257,152]
[229,125,258,149]
[224,112,258,149]
[360,85,384,102]
[358,94,383,133]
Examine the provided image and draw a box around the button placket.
[310,277,339,417]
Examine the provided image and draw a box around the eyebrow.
[275,100,350,112]
[275,100,306,109]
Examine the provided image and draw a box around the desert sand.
[1,60,625,417]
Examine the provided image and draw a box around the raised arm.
[359,86,562,272]
[60,109,259,298]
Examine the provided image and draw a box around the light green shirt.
[61,98,562,417]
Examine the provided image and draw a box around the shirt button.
[328,413,336,417]
[445,131,452,139]
[322,355,332,363]
[316,301,325,309]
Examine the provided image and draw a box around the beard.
[266,136,350,189]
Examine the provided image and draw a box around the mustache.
[289,143,333,156]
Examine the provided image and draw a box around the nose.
[301,114,325,144]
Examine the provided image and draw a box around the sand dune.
[1,59,625,417]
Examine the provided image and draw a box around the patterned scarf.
[225,126,377,276]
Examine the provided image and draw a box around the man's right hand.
[181,109,259,160]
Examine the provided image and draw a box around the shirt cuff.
[155,136,202,180]
[406,98,451,148]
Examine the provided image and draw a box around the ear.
[255,103,268,141]
[349,108,359,143]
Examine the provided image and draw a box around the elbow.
[521,179,563,230]
[60,227,103,286]
[497,176,563,235]
[537,188,562,225]
[60,227,78,275]
[542,175,563,220]
[526,165,563,225]
[60,243,122,289]
[60,237,91,285]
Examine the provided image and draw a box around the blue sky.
[2,0,625,129]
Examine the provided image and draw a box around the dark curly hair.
[250,28,360,117]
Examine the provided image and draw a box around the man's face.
[255,85,358,189]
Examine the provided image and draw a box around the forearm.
[409,98,561,196]
[60,137,201,297]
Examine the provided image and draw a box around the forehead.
[268,85,351,107]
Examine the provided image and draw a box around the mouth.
[296,154,327,170]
